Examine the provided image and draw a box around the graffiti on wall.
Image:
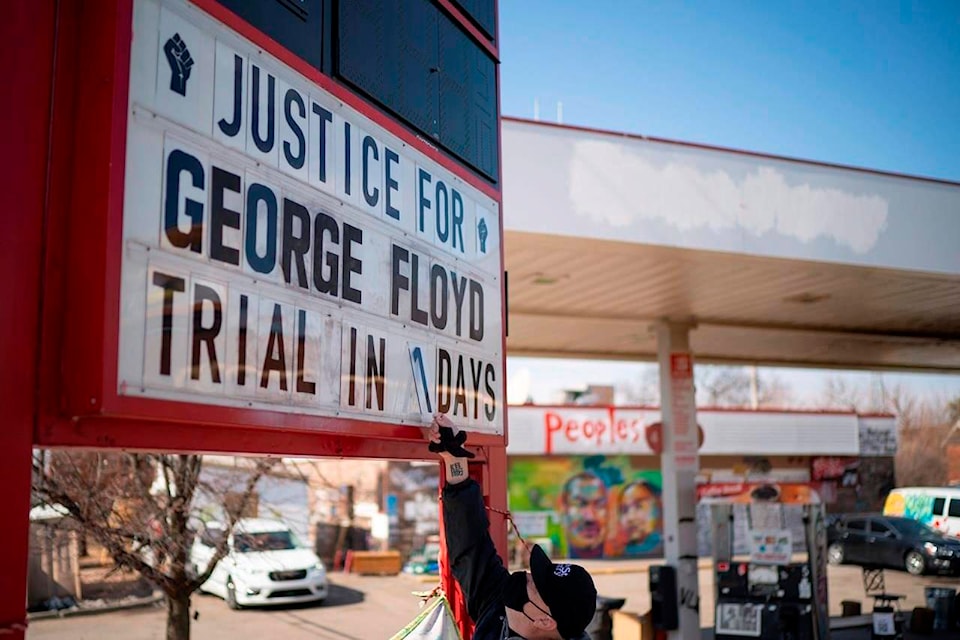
[859,424,897,456]
[810,457,859,485]
[509,455,663,559]
[884,491,933,522]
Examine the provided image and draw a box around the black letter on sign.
[385,147,400,220]
[342,223,363,304]
[251,65,275,153]
[260,304,287,390]
[313,211,339,296]
[218,54,243,137]
[454,354,467,417]
[470,358,483,420]
[312,103,333,183]
[410,253,428,326]
[237,294,248,386]
[484,363,497,421]
[417,168,431,233]
[430,264,448,329]
[435,181,449,243]
[191,284,222,383]
[450,272,467,336]
[365,335,385,411]
[295,309,316,395]
[390,245,409,317]
[152,272,185,376]
[283,88,306,169]
[469,279,484,342]
[347,326,358,406]
[281,198,311,289]
[436,348,452,413]
[362,135,380,207]
[211,167,241,265]
[245,183,278,274]
[451,190,465,253]
[164,149,204,253]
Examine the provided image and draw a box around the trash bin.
[586,596,626,640]
[871,605,899,640]
[924,586,957,631]
[910,606,935,634]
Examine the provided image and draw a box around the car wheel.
[904,550,926,576]
[225,577,241,610]
[827,543,844,565]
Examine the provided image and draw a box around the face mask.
[503,571,529,611]
[503,571,552,622]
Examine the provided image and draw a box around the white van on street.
[191,518,328,609]
[883,487,960,539]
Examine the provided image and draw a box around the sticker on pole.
[748,529,792,565]
[115,0,504,433]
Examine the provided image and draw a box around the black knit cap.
[529,544,597,639]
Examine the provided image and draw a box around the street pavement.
[27,562,960,639]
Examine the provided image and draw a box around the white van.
[883,487,960,539]
[191,518,328,609]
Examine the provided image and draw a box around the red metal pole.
[485,446,510,562]
[0,2,56,636]
[438,445,509,639]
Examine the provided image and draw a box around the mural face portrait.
[619,482,660,545]
[560,472,608,551]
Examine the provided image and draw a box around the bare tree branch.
[32,451,277,640]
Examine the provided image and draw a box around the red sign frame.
[34,0,508,461]
[8,3,510,638]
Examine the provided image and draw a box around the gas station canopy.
[501,118,960,372]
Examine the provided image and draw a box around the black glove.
[428,425,475,459]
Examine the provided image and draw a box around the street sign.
[116,0,503,433]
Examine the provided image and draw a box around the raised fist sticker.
[163,33,194,96]
[478,218,489,253]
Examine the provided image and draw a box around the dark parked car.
[827,514,960,576]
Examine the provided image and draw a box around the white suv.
[191,518,328,609]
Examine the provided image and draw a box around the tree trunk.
[166,593,191,640]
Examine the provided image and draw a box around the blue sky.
[497,1,960,406]
[499,0,960,181]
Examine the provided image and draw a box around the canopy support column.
[656,321,701,640]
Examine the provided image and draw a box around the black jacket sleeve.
[442,478,509,624]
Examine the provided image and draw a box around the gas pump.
[706,484,830,640]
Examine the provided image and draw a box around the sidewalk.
[552,557,960,639]
[27,591,163,621]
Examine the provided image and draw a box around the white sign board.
[748,529,792,565]
[506,407,654,455]
[716,603,763,637]
[667,352,699,471]
[117,0,504,432]
[511,511,551,537]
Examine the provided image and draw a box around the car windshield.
[888,519,945,539]
[234,531,299,553]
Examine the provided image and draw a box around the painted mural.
[508,455,663,559]
[883,490,933,522]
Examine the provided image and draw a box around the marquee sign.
[112,0,504,433]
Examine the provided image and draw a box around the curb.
[28,592,164,621]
